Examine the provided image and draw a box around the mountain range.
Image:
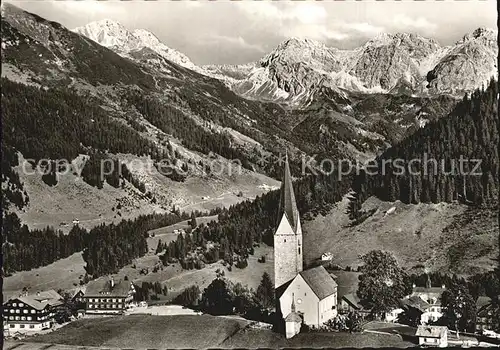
[1,2,498,278]
[74,19,497,105]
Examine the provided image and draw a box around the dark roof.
[71,290,85,298]
[476,296,492,309]
[416,325,448,338]
[401,296,431,312]
[285,311,302,323]
[299,266,338,300]
[279,153,299,234]
[7,290,63,310]
[342,293,362,309]
[476,297,495,317]
[412,287,446,295]
[84,277,132,297]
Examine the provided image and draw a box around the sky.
[6,0,498,65]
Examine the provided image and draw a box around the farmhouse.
[415,325,448,347]
[407,283,446,324]
[84,277,135,315]
[476,296,496,333]
[274,154,338,337]
[3,290,63,335]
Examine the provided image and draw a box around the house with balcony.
[3,290,63,335]
[404,283,446,324]
[83,277,135,315]
[476,296,497,333]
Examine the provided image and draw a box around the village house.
[321,252,333,261]
[274,154,338,337]
[3,290,64,335]
[83,277,135,315]
[415,325,449,347]
[476,296,497,333]
[71,289,85,303]
[338,293,371,318]
[404,280,446,324]
[385,307,404,323]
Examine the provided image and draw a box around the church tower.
[274,153,303,289]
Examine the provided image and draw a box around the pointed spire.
[291,293,296,312]
[426,273,432,289]
[279,151,299,233]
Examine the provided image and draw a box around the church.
[274,154,338,339]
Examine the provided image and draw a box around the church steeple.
[274,151,303,289]
[279,152,299,234]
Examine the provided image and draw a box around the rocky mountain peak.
[73,20,199,71]
[457,27,497,44]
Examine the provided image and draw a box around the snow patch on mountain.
[73,19,200,72]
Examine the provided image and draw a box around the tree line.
[348,80,498,216]
[156,167,352,271]
[2,209,210,276]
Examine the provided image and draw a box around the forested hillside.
[158,168,353,268]
[159,81,499,273]
[349,79,498,216]
[2,208,217,276]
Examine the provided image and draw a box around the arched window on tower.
[298,247,301,254]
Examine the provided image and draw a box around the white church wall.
[280,275,320,327]
[285,320,301,339]
[319,292,338,325]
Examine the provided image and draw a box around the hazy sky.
[7,0,498,65]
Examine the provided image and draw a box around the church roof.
[278,153,299,234]
[299,266,338,300]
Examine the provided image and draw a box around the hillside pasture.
[3,252,86,299]
[302,195,497,275]
[28,315,250,349]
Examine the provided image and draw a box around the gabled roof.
[8,290,64,310]
[416,325,448,338]
[84,277,132,297]
[278,153,299,234]
[342,293,362,309]
[412,287,446,295]
[401,295,431,312]
[299,266,337,300]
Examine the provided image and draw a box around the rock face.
[351,33,441,90]
[72,17,497,104]
[73,19,199,71]
[426,28,498,95]
[229,31,497,104]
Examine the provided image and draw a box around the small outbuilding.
[416,325,448,347]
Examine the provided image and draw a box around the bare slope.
[302,196,498,275]
[14,152,279,233]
